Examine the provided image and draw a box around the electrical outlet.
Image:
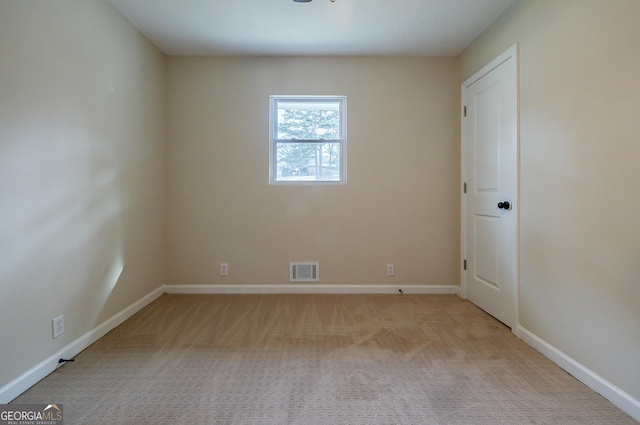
[386,264,395,276]
[220,263,229,276]
[52,315,64,339]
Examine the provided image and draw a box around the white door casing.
[461,45,518,328]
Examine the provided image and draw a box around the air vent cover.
[290,262,319,282]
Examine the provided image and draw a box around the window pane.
[276,142,341,181]
[276,101,341,140]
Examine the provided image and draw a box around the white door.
[462,46,518,328]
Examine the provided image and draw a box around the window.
[269,96,346,184]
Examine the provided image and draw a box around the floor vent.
[290,262,319,282]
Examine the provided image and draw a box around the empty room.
[1,0,638,423]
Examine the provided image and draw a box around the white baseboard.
[0,286,164,404]
[163,284,460,295]
[515,325,640,423]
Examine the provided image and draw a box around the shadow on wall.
[0,133,128,354]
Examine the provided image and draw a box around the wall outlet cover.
[52,315,64,339]
[386,264,395,276]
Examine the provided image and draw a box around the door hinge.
[463,106,467,117]
[463,259,467,270]
[463,182,467,193]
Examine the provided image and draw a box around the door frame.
[460,44,520,330]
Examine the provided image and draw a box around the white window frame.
[269,95,347,185]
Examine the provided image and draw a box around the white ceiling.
[107,0,516,57]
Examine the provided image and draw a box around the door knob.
[497,201,511,210]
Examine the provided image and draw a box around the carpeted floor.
[12,294,637,424]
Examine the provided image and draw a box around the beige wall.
[166,57,459,287]
[0,0,165,389]
[460,0,640,401]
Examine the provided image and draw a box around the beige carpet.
[12,294,637,424]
